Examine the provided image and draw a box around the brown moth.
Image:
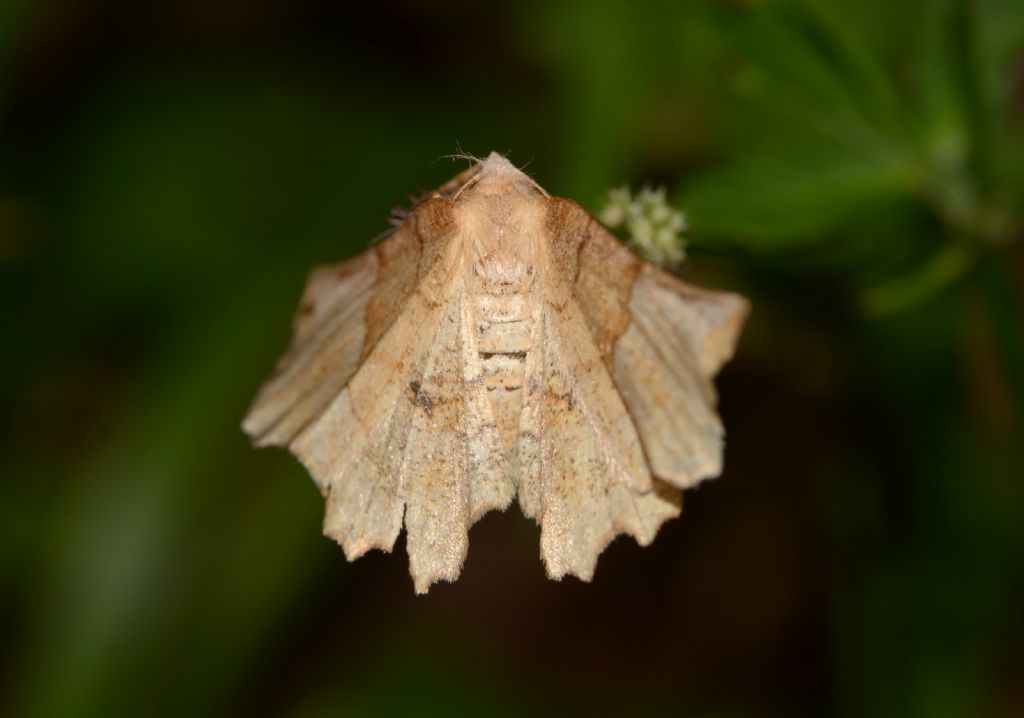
[243,152,748,593]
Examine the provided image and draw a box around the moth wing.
[242,220,423,447]
[631,264,749,378]
[545,199,748,490]
[263,202,513,593]
[516,300,683,581]
[613,264,748,488]
[392,291,514,592]
[515,200,682,581]
[296,290,513,594]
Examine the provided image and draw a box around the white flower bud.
[599,184,688,267]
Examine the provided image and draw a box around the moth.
[243,152,748,593]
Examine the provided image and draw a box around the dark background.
[2,1,1022,716]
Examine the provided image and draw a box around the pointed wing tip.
[544,563,596,584]
[703,291,751,375]
[413,572,433,594]
[631,503,682,547]
[539,482,684,581]
[722,290,752,337]
[323,528,397,562]
[241,411,288,448]
[411,568,462,595]
[540,529,611,584]
[240,413,261,440]
[657,453,724,490]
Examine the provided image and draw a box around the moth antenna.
[440,151,484,165]
[440,142,484,167]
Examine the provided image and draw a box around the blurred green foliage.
[1,2,1022,717]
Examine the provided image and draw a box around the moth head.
[451,152,546,202]
[448,152,548,264]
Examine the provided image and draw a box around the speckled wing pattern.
[243,152,748,593]
[244,202,515,593]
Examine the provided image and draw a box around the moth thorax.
[473,253,534,295]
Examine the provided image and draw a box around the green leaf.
[723,2,907,151]
[681,141,915,247]
[860,242,975,315]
